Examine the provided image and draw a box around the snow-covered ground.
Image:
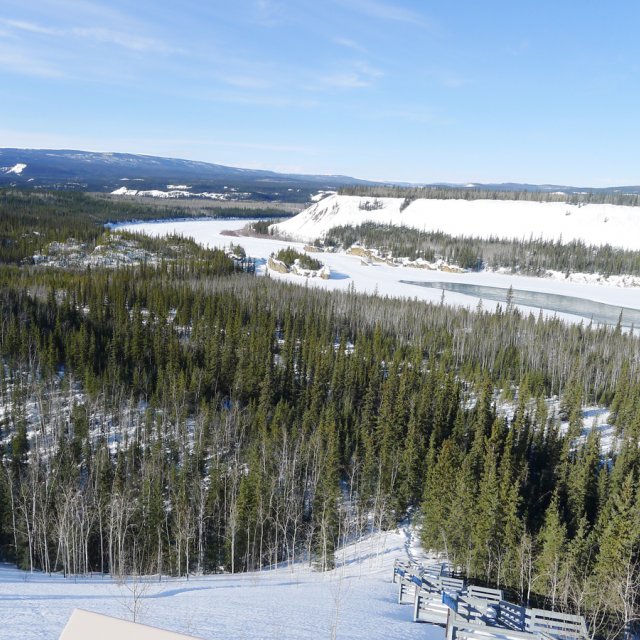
[0,528,443,640]
[117,219,640,328]
[111,187,250,200]
[272,194,640,249]
[3,162,27,175]
[563,407,617,454]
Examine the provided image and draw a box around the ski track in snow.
[0,530,444,640]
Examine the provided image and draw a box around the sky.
[1,0,639,186]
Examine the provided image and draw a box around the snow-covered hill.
[272,194,640,250]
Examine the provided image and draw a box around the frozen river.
[118,218,640,329]
[402,281,640,329]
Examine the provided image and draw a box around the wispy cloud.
[0,48,66,78]
[320,60,383,89]
[337,0,436,29]
[251,0,286,27]
[364,106,440,125]
[202,90,318,109]
[71,27,177,53]
[217,74,273,90]
[0,18,178,54]
[333,37,368,54]
[2,19,61,36]
[322,72,371,88]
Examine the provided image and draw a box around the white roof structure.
[59,609,202,640]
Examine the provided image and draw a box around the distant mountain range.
[1,148,639,203]
[0,148,375,202]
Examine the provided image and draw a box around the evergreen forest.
[323,223,640,277]
[0,190,639,638]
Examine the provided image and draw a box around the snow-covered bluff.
[271,194,640,249]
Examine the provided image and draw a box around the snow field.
[0,529,444,640]
[272,195,640,250]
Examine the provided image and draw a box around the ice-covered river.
[401,281,640,329]
[118,218,640,329]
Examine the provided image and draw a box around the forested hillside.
[0,190,288,264]
[0,190,639,638]
[324,223,640,276]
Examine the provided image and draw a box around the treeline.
[338,185,640,207]
[323,223,640,276]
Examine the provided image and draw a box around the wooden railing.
[391,558,589,640]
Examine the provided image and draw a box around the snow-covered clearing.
[563,407,617,454]
[111,187,249,200]
[0,529,443,640]
[117,219,640,328]
[272,194,640,249]
[496,394,616,456]
[3,163,27,175]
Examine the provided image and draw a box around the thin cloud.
[71,27,178,53]
[0,129,324,159]
[338,0,436,30]
[364,106,439,124]
[354,60,383,78]
[202,90,318,109]
[1,18,177,54]
[320,60,383,89]
[322,72,371,88]
[0,49,66,78]
[251,0,286,27]
[218,74,273,90]
[333,37,368,54]
[1,19,62,36]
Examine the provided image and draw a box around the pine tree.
[535,493,568,609]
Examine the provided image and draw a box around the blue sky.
[1,0,639,185]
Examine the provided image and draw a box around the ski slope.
[0,529,442,640]
[272,195,640,249]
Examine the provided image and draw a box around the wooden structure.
[496,601,588,640]
[391,558,589,640]
[446,611,553,640]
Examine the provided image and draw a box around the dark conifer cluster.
[323,223,640,277]
[275,247,323,270]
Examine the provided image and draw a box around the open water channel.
[401,281,640,329]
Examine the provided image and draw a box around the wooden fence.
[391,558,589,640]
